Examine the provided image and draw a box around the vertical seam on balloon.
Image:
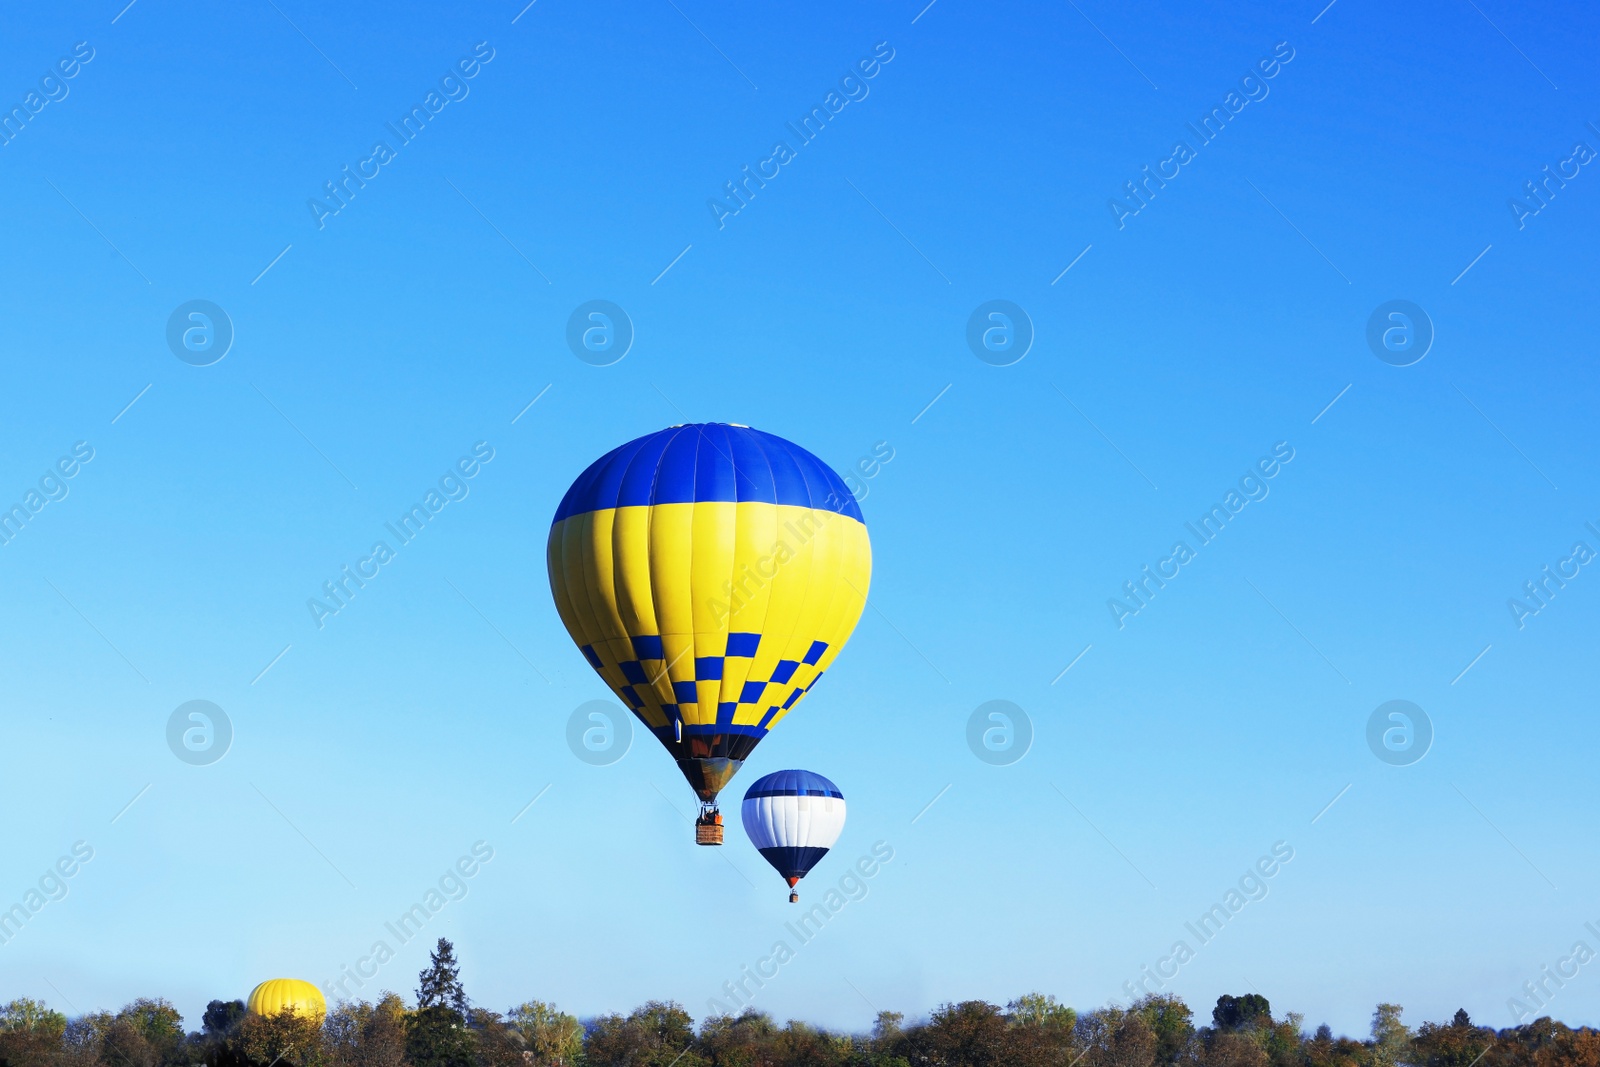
[681,426,703,743]
[615,436,652,716]
[640,427,688,718]
[747,431,790,727]
[766,435,831,723]
[555,516,600,689]
[765,443,820,705]
[808,513,866,700]
[578,440,637,668]
[743,428,782,722]
[712,425,744,718]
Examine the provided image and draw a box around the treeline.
[3,940,1598,1067]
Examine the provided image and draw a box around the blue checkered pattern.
[578,635,831,737]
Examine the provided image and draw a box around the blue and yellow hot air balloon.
[547,424,871,844]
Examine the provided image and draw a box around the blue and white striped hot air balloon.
[741,769,846,902]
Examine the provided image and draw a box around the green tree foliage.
[1213,996,1273,1034]
[407,939,476,1067]
[0,1000,69,1039]
[1481,1017,1600,1067]
[1131,993,1194,1066]
[1202,1032,1270,1067]
[404,1007,475,1067]
[464,1010,524,1067]
[1008,993,1078,1032]
[584,1001,701,1067]
[1413,1012,1494,1067]
[18,979,1600,1067]
[697,1009,778,1066]
[417,940,469,1016]
[506,1002,583,1067]
[203,1001,247,1037]
[1305,1022,1369,1067]
[902,1001,1011,1067]
[1078,1006,1160,1067]
[236,1006,326,1067]
[1368,1004,1412,1067]
[325,994,407,1067]
[0,997,71,1067]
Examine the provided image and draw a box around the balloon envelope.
[742,768,847,886]
[246,978,326,1022]
[547,424,870,805]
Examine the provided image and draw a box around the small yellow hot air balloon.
[247,979,326,1023]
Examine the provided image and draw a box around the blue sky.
[1,0,1598,1039]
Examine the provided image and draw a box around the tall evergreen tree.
[416,938,469,1015]
[407,939,476,1067]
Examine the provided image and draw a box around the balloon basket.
[695,809,724,846]
[788,891,799,904]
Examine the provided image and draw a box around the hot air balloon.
[246,978,326,1022]
[742,769,846,902]
[548,424,871,844]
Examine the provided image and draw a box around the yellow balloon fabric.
[548,425,871,803]
[246,978,326,1022]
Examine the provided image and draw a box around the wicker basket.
[695,811,724,846]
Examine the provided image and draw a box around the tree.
[912,1001,1011,1067]
[0,1000,68,1038]
[1213,996,1272,1034]
[467,1010,525,1067]
[1413,1014,1491,1067]
[584,1001,699,1067]
[1009,993,1078,1032]
[406,1007,475,1067]
[1368,1004,1411,1067]
[0,998,70,1067]
[1078,1008,1159,1067]
[203,1001,247,1038]
[409,940,476,1067]
[418,939,470,1015]
[118,1000,184,1046]
[323,993,407,1067]
[1202,1033,1269,1067]
[867,1011,911,1067]
[696,1009,775,1067]
[507,1002,583,1067]
[235,1008,325,1067]
[998,994,1079,1067]
[769,1020,850,1067]
[60,1012,117,1067]
[1305,1023,1365,1067]
[1131,994,1194,1066]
